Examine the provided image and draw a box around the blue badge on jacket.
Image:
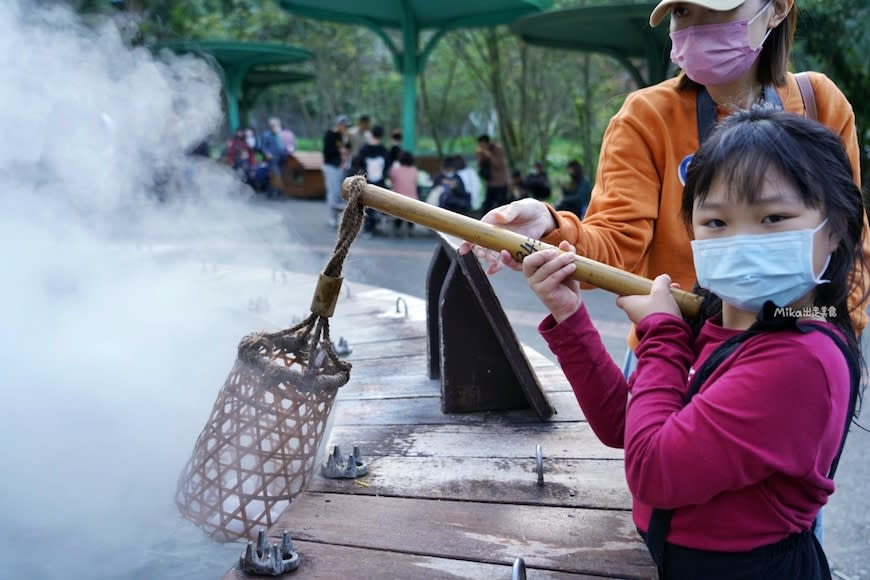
[678,154,693,186]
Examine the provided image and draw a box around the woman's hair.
[567,159,584,181]
[680,107,867,413]
[399,151,414,166]
[678,0,797,90]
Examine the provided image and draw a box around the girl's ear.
[824,226,841,257]
[768,0,794,29]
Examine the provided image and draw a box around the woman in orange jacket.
[461,0,870,340]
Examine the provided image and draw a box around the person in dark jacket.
[322,115,351,228]
[556,160,592,217]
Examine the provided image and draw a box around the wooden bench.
[280,151,325,199]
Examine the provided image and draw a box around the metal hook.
[395,296,408,317]
[512,557,527,580]
[332,336,352,356]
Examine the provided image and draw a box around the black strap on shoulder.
[795,322,860,479]
[695,87,718,147]
[696,85,784,145]
[644,308,857,577]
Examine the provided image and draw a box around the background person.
[523,160,552,201]
[347,114,371,162]
[388,150,419,237]
[556,159,593,218]
[454,155,482,214]
[322,115,351,228]
[260,117,287,199]
[355,125,390,237]
[476,134,510,213]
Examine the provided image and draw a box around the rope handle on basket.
[322,177,366,280]
[309,176,367,318]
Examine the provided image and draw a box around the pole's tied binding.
[311,273,343,318]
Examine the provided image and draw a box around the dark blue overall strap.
[795,322,860,480]
[696,85,784,145]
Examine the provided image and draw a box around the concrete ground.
[273,195,869,579]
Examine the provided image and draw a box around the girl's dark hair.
[678,0,797,90]
[680,107,868,415]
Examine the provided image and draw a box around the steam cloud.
[0,2,304,578]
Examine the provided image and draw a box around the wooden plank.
[534,366,575,393]
[325,423,622,460]
[338,372,440,400]
[334,321,426,343]
[224,539,609,579]
[351,286,428,314]
[334,304,425,325]
[270,493,656,578]
[330,300,387,319]
[308,456,631,510]
[337,348,574,399]
[339,356,431,391]
[331,391,585,426]
[344,337,428,360]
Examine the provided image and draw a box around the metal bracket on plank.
[239,529,300,576]
[321,445,368,479]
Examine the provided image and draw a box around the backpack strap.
[795,72,818,122]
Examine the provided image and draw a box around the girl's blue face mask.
[691,220,831,313]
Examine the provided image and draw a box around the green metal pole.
[225,67,244,132]
[400,6,419,153]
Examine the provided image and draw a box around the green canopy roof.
[277,0,552,151]
[152,40,313,130]
[276,0,552,30]
[240,68,317,118]
[510,3,671,87]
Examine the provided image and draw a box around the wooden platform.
[222,284,656,579]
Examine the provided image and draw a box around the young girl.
[523,108,866,579]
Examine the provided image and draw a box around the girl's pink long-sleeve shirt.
[539,304,851,552]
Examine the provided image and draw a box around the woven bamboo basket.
[175,318,350,542]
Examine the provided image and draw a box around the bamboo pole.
[343,178,702,318]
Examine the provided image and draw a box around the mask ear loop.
[812,219,832,283]
[749,0,775,49]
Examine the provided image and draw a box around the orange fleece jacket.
[542,72,870,347]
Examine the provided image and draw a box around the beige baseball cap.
[649,0,746,27]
